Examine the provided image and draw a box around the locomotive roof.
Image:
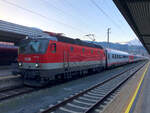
[56,35,103,49]
[44,31,103,49]
[106,48,129,55]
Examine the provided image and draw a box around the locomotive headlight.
[35,63,39,68]
[18,62,22,67]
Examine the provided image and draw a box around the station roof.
[0,20,46,43]
[0,30,25,43]
[113,0,150,54]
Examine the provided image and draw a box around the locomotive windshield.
[19,39,49,54]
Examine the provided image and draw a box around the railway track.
[40,61,147,113]
[0,63,137,103]
[0,86,35,101]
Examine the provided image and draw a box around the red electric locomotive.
[18,32,106,86]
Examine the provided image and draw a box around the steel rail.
[0,86,36,101]
[84,62,147,113]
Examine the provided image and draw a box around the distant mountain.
[127,39,142,46]
[86,39,148,55]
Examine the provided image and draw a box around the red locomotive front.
[18,34,106,87]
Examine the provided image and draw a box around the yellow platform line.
[124,62,150,113]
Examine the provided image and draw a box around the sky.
[0,0,138,43]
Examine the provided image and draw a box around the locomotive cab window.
[19,39,49,54]
[51,43,56,53]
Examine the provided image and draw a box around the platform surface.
[0,65,22,90]
[131,62,150,113]
[0,66,13,77]
[100,61,149,113]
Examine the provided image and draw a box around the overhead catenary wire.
[103,0,123,23]
[89,0,121,29]
[1,0,87,35]
[42,0,99,39]
[42,0,90,30]
[61,0,91,28]
[102,0,130,34]
[42,0,73,17]
[99,0,135,41]
[1,0,133,42]
[43,0,94,35]
[61,0,105,40]
[90,0,132,39]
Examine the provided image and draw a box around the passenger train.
[17,32,146,87]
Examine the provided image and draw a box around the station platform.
[131,62,150,113]
[0,66,12,77]
[101,61,150,113]
[0,66,23,91]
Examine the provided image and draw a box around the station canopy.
[113,0,150,54]
[0,20,46,43]
[0,30,25,43]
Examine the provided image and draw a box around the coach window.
[70,46,74,52]
[51,43,56,53]
[112,54,114,59]
[91,50,93,54]
[114,54,116,59]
